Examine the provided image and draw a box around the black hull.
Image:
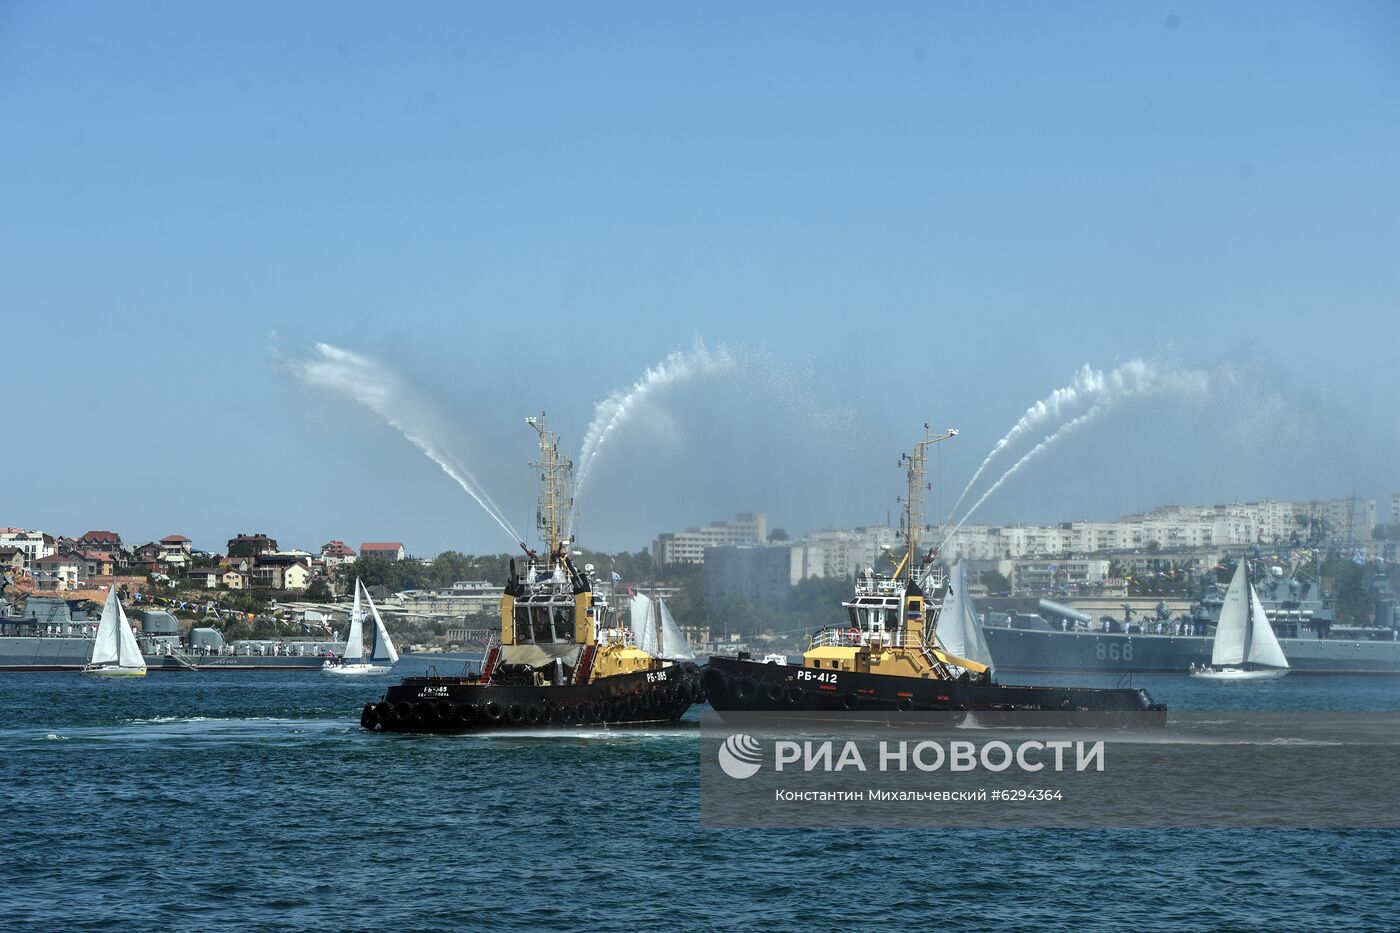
[365,661,704,733]
[702,656,1165,726]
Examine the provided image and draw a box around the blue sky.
[2,2,1397,555]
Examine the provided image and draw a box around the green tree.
[980,569,1011,594]
[782,576,852,635]
[1327,554,1375,625]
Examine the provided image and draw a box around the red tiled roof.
[359,542,404,551]
[34,554,76,564]
[161,535,191,543]
[79,530,121,544]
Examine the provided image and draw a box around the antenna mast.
[526,413,574,558]
[898,424,958,580]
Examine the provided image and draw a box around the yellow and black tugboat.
[363,415,703,734]
[704,427,1167,723]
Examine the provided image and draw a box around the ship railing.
[809,627,910,649]
[597,627,634,647]
[809,628,849,649]
[853,578,904,598]
[163,646,201,671]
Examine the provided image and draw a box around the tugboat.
[704,427,1167,723]
[362,414,704,733]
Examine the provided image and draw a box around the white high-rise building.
[652,513,768,566]
[789,526,899,584]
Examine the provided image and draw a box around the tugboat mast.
[897,424,958,582]
[526,413,574,560]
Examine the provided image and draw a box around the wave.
[123,715,300,725]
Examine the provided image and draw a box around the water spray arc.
[570,338,735,534]
[945,362,1145,522]
[939,402,1106,552]
[287,342,524,545]
[938,359,1208,555]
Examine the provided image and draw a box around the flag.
[1353,552,1366,566]
[611,571,622,583]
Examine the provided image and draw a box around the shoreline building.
[652,513,767,566]
[788,526,899,584]
[0,530,56,564]
[228,533,278,559]
[360,542,406,562]
[937,496,1379,562]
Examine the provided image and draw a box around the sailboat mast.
[364,581,378,659]
[1241,558,1254,667]
[115,589,124,666]
[654,586,664,657]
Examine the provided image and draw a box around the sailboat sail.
[115,598,145,670]
[629,594,659,656]
[657,599,697,661]
[343,580,365,660]
[936,562,996,674]
[365,586,399,663]
[89,587,121,666]
[1246,583,1289,669]
[1210,562,1249,667]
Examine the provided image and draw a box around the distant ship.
[978,564,1400,675]
[0,572,332,672]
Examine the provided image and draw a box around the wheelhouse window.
[531,605,553,643]
[552,606,573,642]
[513,604,532,643]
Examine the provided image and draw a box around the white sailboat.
[657,598,697,662]
[323,579,399,676]
[1190,560,1289,681]
[629,591,660,656]
[629,591,697,662]
[83,586,147,677]
[935,561,996,677]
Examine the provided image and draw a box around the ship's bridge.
[840,593,904,643]
[509,561,615,645]
[511,589,578,644]
[823,569,946,649]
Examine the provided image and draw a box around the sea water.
[2,658,1398,931]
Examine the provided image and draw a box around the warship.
[978,563,1400,675]
[362,414,703,733]
[703,428,1166,722]
[0,572,331,672]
